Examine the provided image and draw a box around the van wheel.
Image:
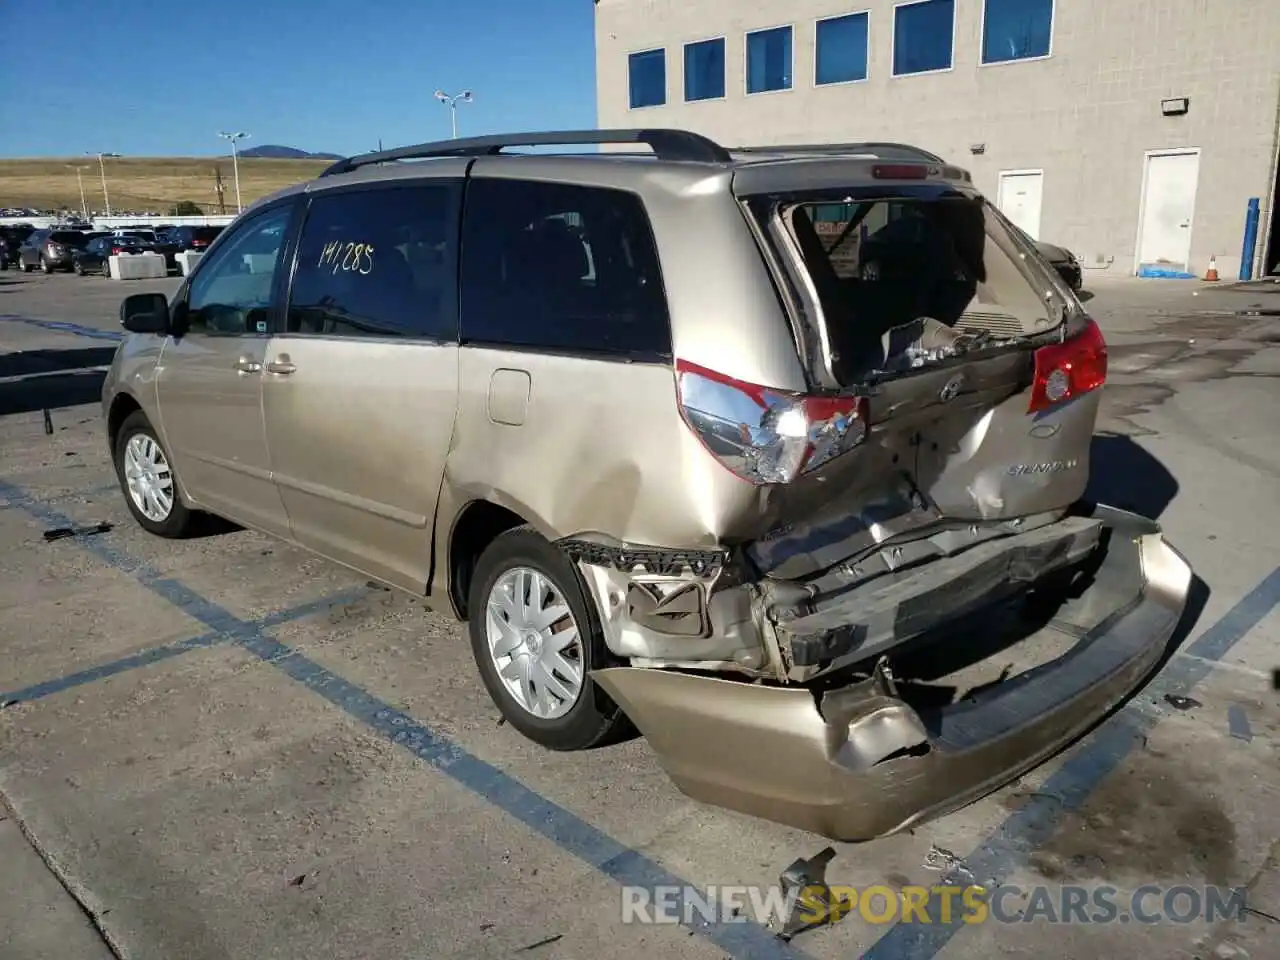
[468,526,628,751]
[113,411,194,538]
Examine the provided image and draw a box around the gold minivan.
[102,130,1191,841]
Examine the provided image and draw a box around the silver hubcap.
[123,432,175,522]
[485,567,584,720]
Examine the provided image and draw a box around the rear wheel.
[18,257,31,273]
[38,255,50,274]
[467,526,629,751]
[113,411,194,538]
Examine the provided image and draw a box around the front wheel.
[38,255,51,274]
[468,526,629,751]
[113,411,195,537]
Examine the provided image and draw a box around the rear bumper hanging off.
[592,503,1192,841]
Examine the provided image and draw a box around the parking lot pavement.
[1,272,1279,959]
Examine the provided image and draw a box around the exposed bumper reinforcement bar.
[592,503,1192,841]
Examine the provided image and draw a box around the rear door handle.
[266,358,296,376]
[234,356,262,374]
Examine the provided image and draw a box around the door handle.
[234,356,262,374]
[266,357,297,376]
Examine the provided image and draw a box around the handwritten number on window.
[318,240,374,275]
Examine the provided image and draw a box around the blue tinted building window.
[815,12,870,85]
[684,38,726,101]
[746,26,793,94]
[982,0,1053,63]
[893,0,955,76]
[629,49,666,108]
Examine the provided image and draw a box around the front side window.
[459,178,671,358]
[684,37,725,101]
[816,12,870,85]
[746,26,793,93]
[285,183,460,341]
[185,205,292,335]
[893,0,955,76]
[982,0,1053,64]
[629,48,666,108]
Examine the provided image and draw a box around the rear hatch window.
[49,231,90,247]
[750,189,1068,387]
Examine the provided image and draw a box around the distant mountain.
[238,144,343,160]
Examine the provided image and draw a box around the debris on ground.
[923,844,974,879]
[516,934,563,952]
[42,521,113,542]
[775,846,853,941]
[1164,694,1203,711]
[42,407,52,435]
[1227,705,1253,742]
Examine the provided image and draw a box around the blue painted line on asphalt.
[0,476,810,960]
[0,315,124,342]
[0,590,366,707]
[862,565,1280,960]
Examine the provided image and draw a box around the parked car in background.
[161,224,224,253]
[74,234,148,276]
[102,129,1191,843]
[15,228,96,273]
[1006,223,1083,292]
[0,224,35,268]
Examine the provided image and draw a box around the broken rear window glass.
[778,195,1060,383]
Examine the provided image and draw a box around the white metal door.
[997,171,1044,240]
[1137,151,1200,269]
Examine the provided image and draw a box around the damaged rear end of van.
[584,154,1192,841]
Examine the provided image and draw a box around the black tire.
[18,258,31,273]
[468,526,629,751]
[74,260,85,276]
[102,260,112,277]
[38,255,50,274]
[113,410,195,538]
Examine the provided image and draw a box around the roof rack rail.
[320,128,733,177]
[729,142,945,163]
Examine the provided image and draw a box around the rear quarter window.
[459,178,671,359]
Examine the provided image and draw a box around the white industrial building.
[594,0,1280,280]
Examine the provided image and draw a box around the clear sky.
[0,0,597,158]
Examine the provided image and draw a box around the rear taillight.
[192,239,208,247]
[111,247,123,255]
[1029,318,1108,414]
[675,359,869,485]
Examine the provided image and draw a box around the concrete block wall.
[596,0,1280,279]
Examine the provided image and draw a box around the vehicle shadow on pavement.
[0,346,117,416]
[1085,431,1178,520]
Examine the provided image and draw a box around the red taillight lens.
[111,247,123,255]
[192,240,207,247]
[1029,318,1108,414]
[675,359,869,484]
[871,163,929,180]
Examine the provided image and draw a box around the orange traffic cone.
[1204,255,1219,281]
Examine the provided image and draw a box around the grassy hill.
[0,157,333,214]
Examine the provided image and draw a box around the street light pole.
[90,152,119,216]
[217,131,250,213]
[433,89,474,139]
[67,165,88,219]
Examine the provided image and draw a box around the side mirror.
[120,292,170,335]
